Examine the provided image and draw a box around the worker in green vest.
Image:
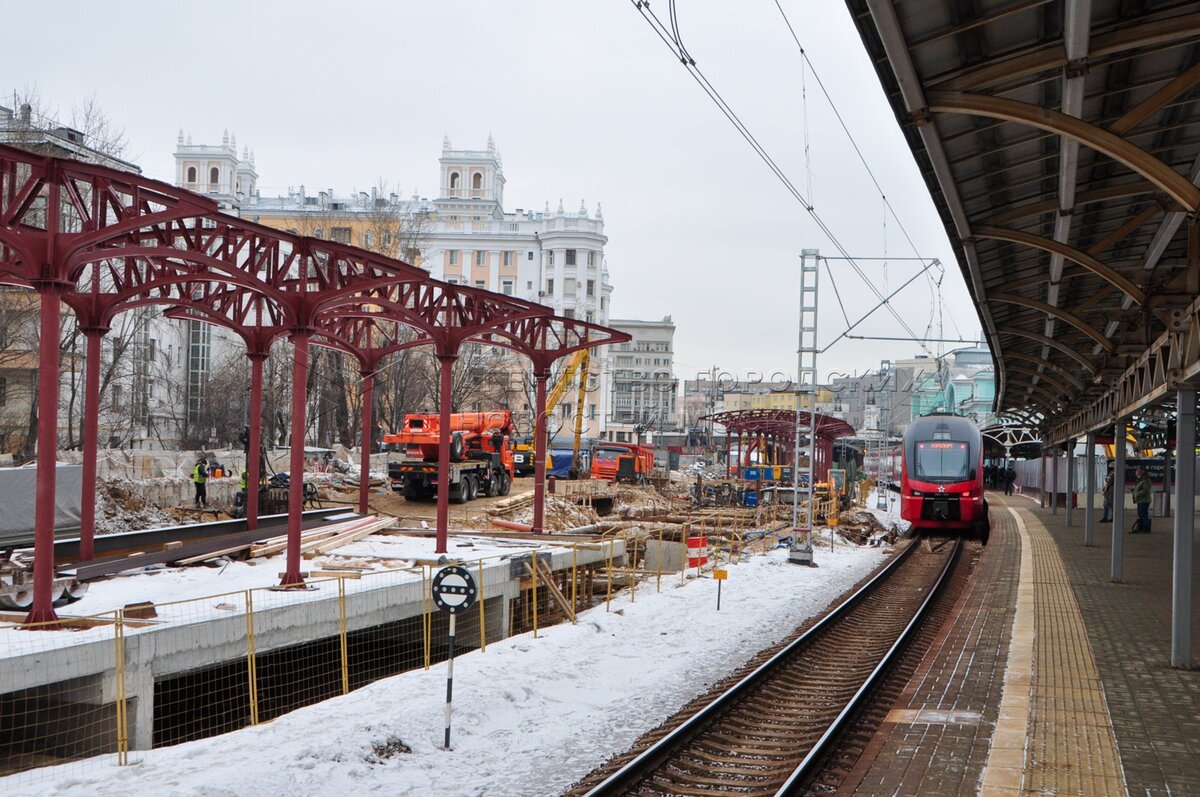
[193,457,208,507]
[239,468,248,491]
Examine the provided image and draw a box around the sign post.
[713,568,727,611]
[431,564,478,750]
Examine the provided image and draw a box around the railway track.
[575,537,961,797]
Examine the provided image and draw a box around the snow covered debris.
[12,543,889,797]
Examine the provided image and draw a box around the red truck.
[591,443,654,484]
[384,411,515,503]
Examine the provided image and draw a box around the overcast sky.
[4,1,980,384]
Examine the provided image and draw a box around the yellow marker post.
[713,568,727,611]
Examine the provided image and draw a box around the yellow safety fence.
[0,537,650,785]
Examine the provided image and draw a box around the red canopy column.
[78,325,107,562]
[358,362,378,515]
[531,367,551,535]
[246,349,267,531]
[434,353,457,554]
[26,286,66,624]
[280,329,311,587]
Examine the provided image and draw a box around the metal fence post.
[571,545,578,622]
[245,590,259,726]
[478,559,487,652]
[113,610,129,766]
[338,578,349,695]
[531,550,539,638]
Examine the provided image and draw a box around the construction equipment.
[591,442,654,484]
[513,349,590,477]
[384,411,515,503]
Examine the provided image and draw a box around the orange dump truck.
[383,411,515,503]
[591,443,654,484]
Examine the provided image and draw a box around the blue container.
[744,490,758,507]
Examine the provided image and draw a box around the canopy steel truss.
[0,143,627,624]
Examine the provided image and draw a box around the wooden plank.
[526,559,575,622]
[305,517,395,556]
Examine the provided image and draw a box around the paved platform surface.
[1037,498,1200,797]
[839,493,1200,795]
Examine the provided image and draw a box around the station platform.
[840,493,1200,796]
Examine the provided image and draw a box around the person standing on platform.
[1004,465,1016,496]
[1101,467,1114,521]
[1132,467,1152,533]
[193,457,209,507]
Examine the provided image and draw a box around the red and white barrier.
[687,536,709,569]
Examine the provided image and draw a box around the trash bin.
[1152,490,1170,517]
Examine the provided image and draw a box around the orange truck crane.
[383,411,515,503]
[591,442,654,484]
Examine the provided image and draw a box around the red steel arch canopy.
[0,143,626,622]
[703,409,855,484]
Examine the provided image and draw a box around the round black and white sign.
[431,565,478,614]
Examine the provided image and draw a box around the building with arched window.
[174,135,620,435]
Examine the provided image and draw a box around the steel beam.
[927,91,1200,211]
[26,289,64,624]
[1005,352,1086,391]
[1110,61,1200,135]
[932,12,1200,91]
[974,226,1145,304]
[992,293,1115,352]
[998,327,1098,374]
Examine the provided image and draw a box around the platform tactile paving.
[998,506,1127,796]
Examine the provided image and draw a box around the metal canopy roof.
[847,1,1200,442]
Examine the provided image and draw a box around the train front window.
[914,441,969,482]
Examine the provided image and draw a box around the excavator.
[513,349,590,478]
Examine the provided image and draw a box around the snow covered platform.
[0,529,623,764]
[1,537,890,796]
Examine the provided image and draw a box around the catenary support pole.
[26,289,65,624]
[79,327,105,562]
[1113,420,1127,582]
[246,351,265,531]
[281,331,310,587]
[531,368,550,535]
[1084,431,1096,546]
[1172,389,1195,668]
[359,365,376,515]
[435,354,457,554]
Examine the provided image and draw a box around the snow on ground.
[11,542,889,797]
[0,531,585,659]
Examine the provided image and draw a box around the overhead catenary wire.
[631,0,932,354]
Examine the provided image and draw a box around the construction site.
[0,141,906,784]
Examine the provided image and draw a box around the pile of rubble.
[833,508,902,547]
[94,479,177,534]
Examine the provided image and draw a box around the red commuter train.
[901,413,990,543]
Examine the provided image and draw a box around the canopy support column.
[1172,388,1195,668]
[532,368,550,535]
[281,331,310,587]
[246,351,266,531]
[26,289,65,625]
[1084,432,1096,546]
[435,354,457,554]
[359,366,376,516]
[1065,440,1075,526]
[79,327,106,562]
[1113,420,1127,582]
[1051,451,1059,514]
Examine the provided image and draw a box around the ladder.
[791,250,819,565]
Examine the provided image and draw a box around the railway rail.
[578,536,961,797]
